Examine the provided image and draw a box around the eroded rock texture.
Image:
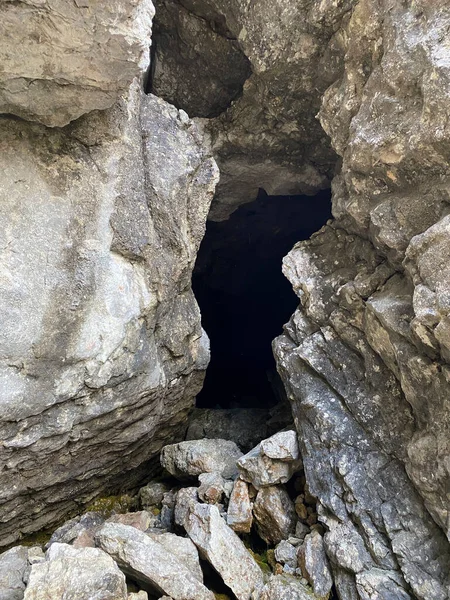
[274,1,450,599]
[0,86,218,546]
[152,0,343,219]
[0,0,155,127]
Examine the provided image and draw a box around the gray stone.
[160,439,242,480]
[107,512,152,532]
[227,479,253,534]
[24,543,127,600]
[259,574,313,600]
[181,502,264,600]
[260,431,300,462]
[0,547,30,600]
[96,523,214,600]
[47,512,105,548]
[186,408,288,452]
[139,482,170,509]
[237,443,301,489]
[198,472,225,504]
[0,87,219,547]
[146,532,203,583]
[0,1,154,126]
[297,531,333,598]
[253,486,296,546]
[128,593,148,600]
[274,541,297,569]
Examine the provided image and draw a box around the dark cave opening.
[193,189,332,409]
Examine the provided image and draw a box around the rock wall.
[274,1,450,599]
[0,0,219,546]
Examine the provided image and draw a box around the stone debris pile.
[0,430,333,600]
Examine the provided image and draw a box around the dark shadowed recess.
[193,189,332,409]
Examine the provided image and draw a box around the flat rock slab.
[24,543,127,600]
[96,522,214,600]
[297,530,333,598]
[182,502,264,600]
[160,439,242,480]
[146,532,204,583]
[227,479,253,533]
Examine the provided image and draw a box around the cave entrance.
[193,189,332,409]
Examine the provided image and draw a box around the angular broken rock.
[161,439,242,480]
[227,478,253,533]
[237,440,301,489]
[260,431,300,462]
[0,546,31,600]
[107,511,152,532]
[146,532,203,583]
[24,543,127,600]
[96,522,214,600]
[274,540,297,569]
[253,486,297,545]
[297,531,333,598]
[182,502,264,600]
[259,574,313,600]
[198,472,225,504]
[139,482,170,509]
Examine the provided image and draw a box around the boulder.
[237,439,301,489]
[160,439,242,480]
[259,574,313,600]
[181,502,264,600]
[198,472,225,504]
[274,541,297,570]
[139,482,170,509]
[24,543,127,600]
[297,531,333,598]
[96,523,214,600]
[107,512,152,532]
[226,479,253,534]
[0,0,155,126]
[260,431,300,462]
[146,532,203,583]
[0,546,31,600]
[253,486,296,545]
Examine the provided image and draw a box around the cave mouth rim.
[192,186,333,410]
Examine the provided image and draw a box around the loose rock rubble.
[1,430,329,600]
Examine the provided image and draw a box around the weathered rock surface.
[237,436,301,489]
[297,531,333,598]
[273,2,450,598]
[260,431,300,462]
[227,479,253,533]
[146,532,204,583]
[186,407,288,452]
[161,439,242,480]
[96,523,214,600]
[0,547,32,600]
[259,574,313,600]
[152,0,342,220]
[253,486,296,545]
[180,501,264,600]
[24,543,127,600]
[0,1,155,127]
[198,472,225,504]
[0,87,218,546]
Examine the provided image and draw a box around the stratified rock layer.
[0,86,218,546]
[0,0,155,127]
[274,1,450,599]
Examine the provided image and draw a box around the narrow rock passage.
[193,189,332,408]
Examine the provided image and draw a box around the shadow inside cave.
[193,188,332,409]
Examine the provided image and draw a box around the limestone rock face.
[151,0,343,220]
[0,86,218,547]
[0,0,155,127]
[273,1,450,599]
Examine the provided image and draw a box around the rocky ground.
[0,419,333,600]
